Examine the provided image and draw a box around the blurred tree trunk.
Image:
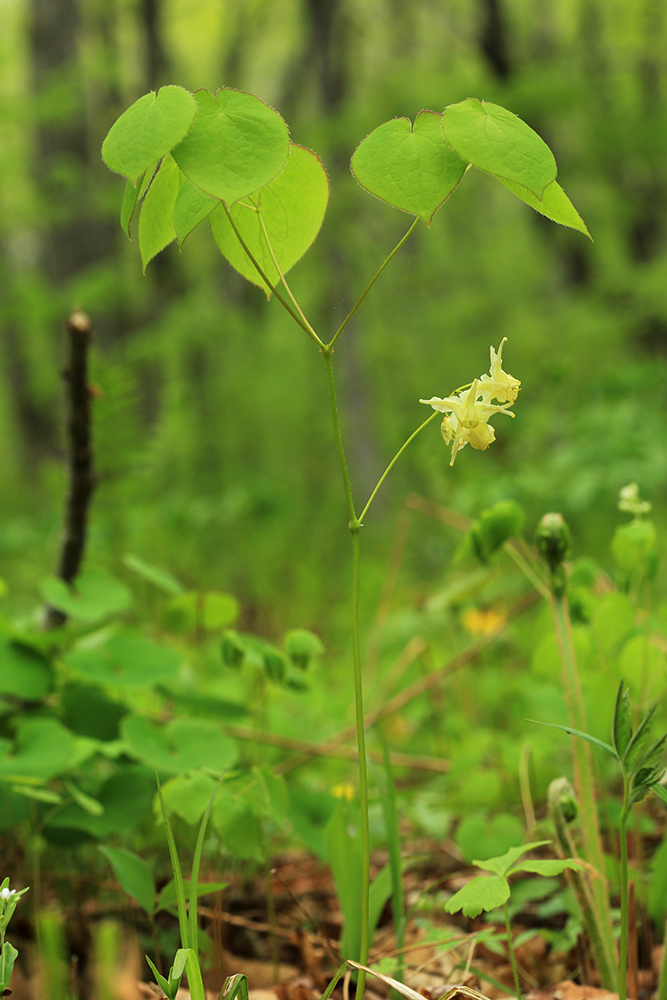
[29,0,116,283]
[142,0,169,90]
[478,0,512,79]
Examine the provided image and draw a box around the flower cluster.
[420,338,520,466]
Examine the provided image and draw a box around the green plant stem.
[326,218,420,351]
[619,790,630,1000]
[322,347,369,999]
[257,212,321,345]
[222,204,325,348]
[548,778,617,990]
[503,901,521,999]
[359,411,438,523]
[550,592,617,989]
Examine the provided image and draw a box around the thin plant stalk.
[548,778,617,991]
[232,214,430,1000]
[618,789,631,1000]
[549,591,617,988]
[327,219,420,350]
[503,902,522,999]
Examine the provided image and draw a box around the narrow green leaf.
[625,706,657,770]
[122,553,184,596]
[157,878,228,913]
[1,941,18,991]
[189,776,223,962]
[612,682,633,760]
[499,178,592,238]
[98,845,155,916]
[442,99,557,198]
[171,948,192,982]
[209,143,329,296]
[120,176,143,238]
[527,719,618,760]
[64,779,104,816]
[145,955,175,1000]
[445,874,510,917]
[171,88,290,206]
[173,178,219,245]
[156,778,190,947]
[139,154,180,271]
[102,86,197,185]
[350,111,467,225]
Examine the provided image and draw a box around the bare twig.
[43,310,97,628]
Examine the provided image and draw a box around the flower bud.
[536,513,572,597]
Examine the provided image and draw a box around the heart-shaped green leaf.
[138,154,180,271]
[351,111,467,225]
[102,86,197,185]
[209,143,329,296]
[173,178,218,245]
[442,99,557,199]
[171,88,290,206]
[500,178,591,238]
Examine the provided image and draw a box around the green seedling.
[0,878,29,994]
[534,681,667,1000]
[144,776,223,1000]
[444,841,581,999]
[103,86,589,1000]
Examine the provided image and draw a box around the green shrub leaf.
[173,178,219,245]
[350,111,467,225]
[171,88,289,206]
[499,178,591,237]
[138,154,180,270]
[442,99,557,198]
[445,873,510,917]
[209,143,329,295]
[102,86,197,185]
[99,845,156,915]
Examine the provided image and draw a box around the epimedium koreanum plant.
[102,85,590,999]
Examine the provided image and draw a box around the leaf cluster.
[445,840,581,919]
[102,88,590,281]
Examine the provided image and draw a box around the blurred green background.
[2,0,666,634]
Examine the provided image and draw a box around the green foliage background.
[1,0,666,632]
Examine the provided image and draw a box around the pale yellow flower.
[419,342,519,466]
[479,337,521,404]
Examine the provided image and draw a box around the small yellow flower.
[479,337,521,404]
[420,341,519,466]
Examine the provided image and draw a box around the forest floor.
[10,840,660,1000]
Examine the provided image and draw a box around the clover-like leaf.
[171,88,290,206]
[473,840,551,877]
[102,86,197,185]
[351,111,467,225]
[442,99,556,199]
[209,143,329,296]
[499,178,591,238]
[445,874,510,917]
